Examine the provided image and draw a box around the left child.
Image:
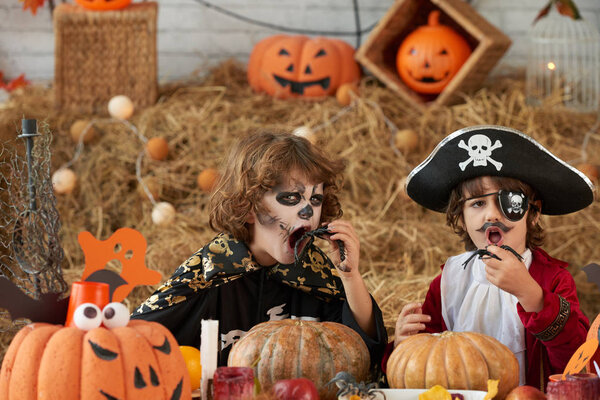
[132,131,387,368]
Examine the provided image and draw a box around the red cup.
[65,281,110,327]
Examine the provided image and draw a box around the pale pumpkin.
[387,331,518,400]
[227,319,370,400]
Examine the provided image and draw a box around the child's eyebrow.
[463,191,498,202]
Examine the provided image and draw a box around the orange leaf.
[5,74,29,92]
[19,0,46,15]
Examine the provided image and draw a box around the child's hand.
[325,220,359,275]
[394,302,431,347]
[483,245,543,312]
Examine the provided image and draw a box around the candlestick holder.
[0,119,68,331]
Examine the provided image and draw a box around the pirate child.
[132,131,387,367]
[383,125,595,388]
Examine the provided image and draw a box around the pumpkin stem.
[428,10,441,26]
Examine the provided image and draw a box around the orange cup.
[65,281,110,327]
[549,374,565,382]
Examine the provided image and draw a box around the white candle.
[200,319,219,400]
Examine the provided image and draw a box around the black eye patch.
[498,190,529,222]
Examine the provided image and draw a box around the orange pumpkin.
[74,0,132,11]
[227,319,370,400]
[248,35,361,99]
[0,319,191,400]
[387,331,519,400]
[396,10,471,95]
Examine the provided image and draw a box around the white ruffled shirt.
[441,249,532,385]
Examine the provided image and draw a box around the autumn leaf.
[5,74,29,92]
[533,0,582,25]
[19,0,46,15]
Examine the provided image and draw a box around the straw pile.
[0,60,599,360]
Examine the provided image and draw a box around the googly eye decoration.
[73,302,103,331]
[102,302,130,329]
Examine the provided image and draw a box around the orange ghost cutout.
[79,228,162,302]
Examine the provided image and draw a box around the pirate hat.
[406,125,596,215]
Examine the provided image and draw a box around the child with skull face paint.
[132,131,387,369]
[382,126,596,389]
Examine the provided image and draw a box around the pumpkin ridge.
[420,333,437,387]
[454,334,472,389]
[459,333,492,390]
[315,323,341,379]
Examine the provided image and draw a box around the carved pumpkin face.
[74,0,132,11]
[0,319,191,400]
[396,10,472,95]
[248,34,361,99]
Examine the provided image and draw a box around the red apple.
[272,377,319,400]
[506,385,547,400]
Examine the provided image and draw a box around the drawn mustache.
[476,221,512,233]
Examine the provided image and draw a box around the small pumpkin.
[248,35,361,99]
[0,319,190,400]
[386,331,518,400]
[74,0,132,11]
[396,10,471,95]
[227,319,370,400]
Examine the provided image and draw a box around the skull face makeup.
[249,170,324,266]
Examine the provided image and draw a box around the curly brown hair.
[446,176,545,251]
[209,131,345,242]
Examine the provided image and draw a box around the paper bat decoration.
[583,263,600,292]
[0,227,162,323]
[0,277,69,324]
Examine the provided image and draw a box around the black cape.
[131,233,387,368]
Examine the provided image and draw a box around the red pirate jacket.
[382,247,589,390]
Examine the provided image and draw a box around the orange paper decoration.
[78,228,162,302]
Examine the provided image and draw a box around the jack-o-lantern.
[248,34,361,99]
[396,10,472,95]
[0,303,191,400]
[74,0,132,11]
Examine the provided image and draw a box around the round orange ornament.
[74,0,132,11]
[146,137,169,161]
[396,10,471,94]
[197,168,219,192]
[70,120,96,144]
[576,162,599,183]
[248,35,361,99]
[336,82,359,106]
[394,129,419,154]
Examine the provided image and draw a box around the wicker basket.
[53,2,158,115]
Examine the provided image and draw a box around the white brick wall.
[0,0,599,83]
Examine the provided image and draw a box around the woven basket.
[53,2,158,114]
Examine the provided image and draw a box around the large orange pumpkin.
[387,331,519,400]
[396,10,471,95]
[0,320,191,400]
[74,0,132,11]
[227,320,370,400]
[247,35,361,99]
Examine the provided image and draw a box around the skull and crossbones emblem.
[458,134,503,171]
[507,192,525,215]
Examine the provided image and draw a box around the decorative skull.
[510,193,523,211]
[468,134,492,166]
